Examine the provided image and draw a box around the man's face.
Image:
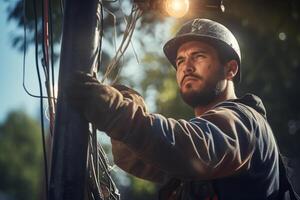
[175,41,226,108]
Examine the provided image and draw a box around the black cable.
[33,0,49,199]
[49,0,55,102]
[97,1,104,73]
[60,0,64,16]
[104,0,118,2]
[41,0,57,138]
[41,0,49,79]
[22,0,52,99]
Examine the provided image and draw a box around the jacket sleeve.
[86,90,256,181]
[111,139,169,183]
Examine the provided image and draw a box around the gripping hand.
[112,84,148,113]
[65,71,148,133]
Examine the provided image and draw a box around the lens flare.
[165,0,189,18]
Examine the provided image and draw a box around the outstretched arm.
[65,72,256,180]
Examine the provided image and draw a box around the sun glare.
[165,0,189,18]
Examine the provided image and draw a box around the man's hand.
[65,71,123,125]
[112,84,148,113]
[65,71,100,113]
[65,72,120,112]
[65,71,148,132]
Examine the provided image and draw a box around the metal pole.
[49,0,101,199]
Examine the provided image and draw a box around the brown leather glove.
[111,84,148,113]
[65,71,124,129]
[65,71,148,133]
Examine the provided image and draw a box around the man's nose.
[183,59,195,75]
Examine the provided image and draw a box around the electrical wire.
[24,0,124,199]
[96,1,104,73]
[22,1,54,100]
[89,3,121,199]
[104,0,120,3]
[49,0,56,103]
[104,0,118,2]
[41,0,48,75]
[101,4,142,83]
[60,0,64,16]
[97,145,119,200]
[110,2,142,83]
[86,3,143,200]
[130,38,140,64]
[120,0,141,65]
[88,2,114,199]
[41,0,56,137]
[103,6,117,56]
[33,0,49,199]
[24,0,142,198]
[88,128,120,200]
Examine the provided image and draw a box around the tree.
[0,110,43,200]
[3,0,163,66]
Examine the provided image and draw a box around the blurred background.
[0,0,299,199]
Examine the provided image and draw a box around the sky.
[0,2,40,123]
[0,1,174,124]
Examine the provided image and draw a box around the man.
[66,18,281,199]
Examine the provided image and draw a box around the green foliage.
[0,110,42,200]
[131,177,157,196]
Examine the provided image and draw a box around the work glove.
[65,71,148,135]
[111,84,148,113]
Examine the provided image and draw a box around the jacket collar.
[230,93,267,118]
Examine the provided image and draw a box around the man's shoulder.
[214,93,267,119]
[195,94,267,132]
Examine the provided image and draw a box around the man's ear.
[224,60,238,81]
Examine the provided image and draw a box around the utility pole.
[49,0,101,199]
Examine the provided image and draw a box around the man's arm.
[105,106,255,180]
[111,139,169,183]
[66,72,256,180]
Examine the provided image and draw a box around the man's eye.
[176,59,184,67]
[194,54,204,59]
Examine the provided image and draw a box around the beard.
[179,79,224,108]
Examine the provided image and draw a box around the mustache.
[181,74,203,85]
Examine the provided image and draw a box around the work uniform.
[110,94,280,200]
[65,73,280,199]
